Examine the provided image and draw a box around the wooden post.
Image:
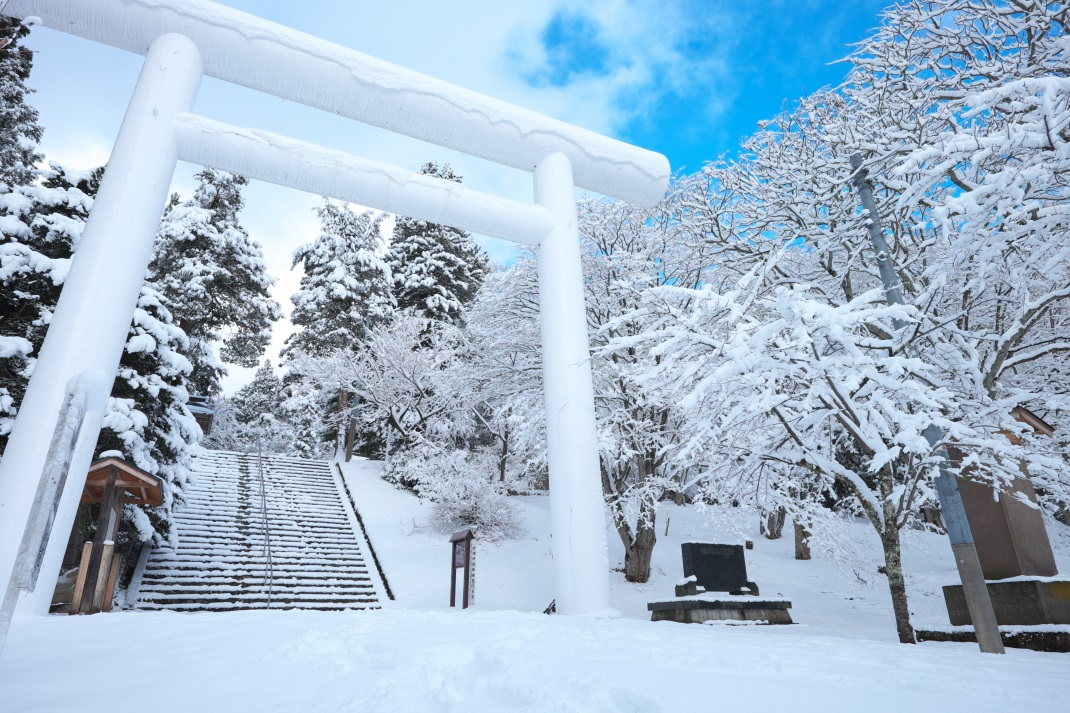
[68,542,93,615]
[449,542,458,608]
[78,468,122,614]
[89,541,114,614]
[101,553,123,612]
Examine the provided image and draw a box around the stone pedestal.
[943,578,1070,626]
[648,598,792,625]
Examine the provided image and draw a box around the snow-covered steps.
[132,450,388,612]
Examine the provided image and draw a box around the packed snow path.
[133,450,388,612]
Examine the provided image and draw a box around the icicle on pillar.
[0,34,204,615]
[533,153,613,616]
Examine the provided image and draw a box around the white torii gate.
[0,0,669,633]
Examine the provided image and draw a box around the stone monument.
[941,408,1069,629]
[648,543,792,625]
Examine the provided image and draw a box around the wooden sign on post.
[69,457,162,615]
[449,529,475,609]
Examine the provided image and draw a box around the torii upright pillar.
[0,34,203,617]
[534,153,612,616]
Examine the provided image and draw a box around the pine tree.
[284,201,393,357]
[0,163,198,542]
[0,17,42,189]
[1,165,101,446]
[231,359,283,426]
[204,360,292,454]
[387,162,489,325]
[0,15,45,436]
[95,284,199,543]
[149,168,282,396]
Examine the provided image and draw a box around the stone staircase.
[131,450,388,612]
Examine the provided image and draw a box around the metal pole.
[0,34,204,617]
[533,152,613,616]
[851,154,1004,654]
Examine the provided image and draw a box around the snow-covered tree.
[387,162,488,325]
[463,261,547,489]
[579,195,712,583]
[332,314,474,458]
[95,285,199,543]
[204,360,291,455]
[277,376,330,460]
[0,14,45,440]
[0,165,96,444]
[285,201,393,357]
[149,169,282,396]
[0,163,198,542]
[0,16,41,189]
[616,0,1070,642]
[281,201,395,457]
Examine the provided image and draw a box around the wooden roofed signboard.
[80,457,163,507]
[68,458,163,615]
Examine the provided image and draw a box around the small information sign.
[449,529,475,609]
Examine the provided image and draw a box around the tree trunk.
[344,416,356,462]
[336,388,347,456]
[880,524,916,644]
[761,506,787,539]
[623,499,657,583]
[793,521,811,560]
[498,426,510,483]
[602,462,658,583]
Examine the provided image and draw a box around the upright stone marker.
[940,407,1068,631]
[648,543,792,624]
[953,407,1058,580]
[680,543,758,596]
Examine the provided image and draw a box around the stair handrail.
[256,435,274,608]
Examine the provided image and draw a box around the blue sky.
[525,1,890,174]
[16,0,891,389]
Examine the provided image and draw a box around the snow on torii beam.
[5,0,669,207]
[173,114,555,247]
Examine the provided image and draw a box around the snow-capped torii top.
[3,0,669,209]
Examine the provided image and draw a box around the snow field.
[1,455,1067,711]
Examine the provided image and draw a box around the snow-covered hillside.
[3,457,1066,712]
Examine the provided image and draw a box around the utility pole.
[851,154,1004,654]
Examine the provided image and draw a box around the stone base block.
[943,578,1070,626]
[917,627,1070,653]
[648,598,792,625]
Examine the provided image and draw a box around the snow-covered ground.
[3,456,1068,711]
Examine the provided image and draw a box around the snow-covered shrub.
[388,439,523,541]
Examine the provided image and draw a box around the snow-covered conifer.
[284,201,393,357]
[0,17,42,189]
[0,165,99,446]
[231,359,283,426]
[387,163,488,325]
[0,163,197,542]
[205,360,292,454]
[95,285,199,542]
[149,169,282,396]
